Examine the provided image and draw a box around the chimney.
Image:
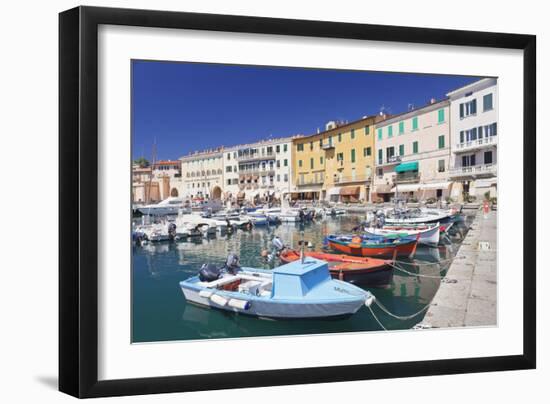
[430,98,436,104]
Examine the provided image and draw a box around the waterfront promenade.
[423,209,497,328]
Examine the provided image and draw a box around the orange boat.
[326,234,418,258]
[279,249,393,287]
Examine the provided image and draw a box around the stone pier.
[422,209,497,328]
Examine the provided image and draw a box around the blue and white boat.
[180,255,373,319]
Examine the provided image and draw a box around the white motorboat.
[137,197,185,216]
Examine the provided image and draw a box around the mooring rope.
[389,262,447,279]
[373,296,432,321]
[367,303,388,331]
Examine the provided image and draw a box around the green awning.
[395,161,418,173]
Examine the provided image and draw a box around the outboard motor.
[377,213,386,228]
[198,263,222,282]
[224,253,241,275]
[272,236,285,252]
[167,222,176,239]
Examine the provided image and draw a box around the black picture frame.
[59,5,536,398]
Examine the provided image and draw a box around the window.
[484,151,493,164]
[378,149,383,164]
[320,156,324,165]
[284,174,288,182]
[412,141,419,154]
[377,167,383,177]
[483,93,493,111]
[319,139,323,147]
[298,160,302,167]
[276,160,280,168]
[438,109,445,124]
[363,147,371,157]
[351,149,356,163]
[276,145,280,153]
[388,125,393,138]
[399,144,404,156]
[338,133,342,142]
[276,174,280,182]
[485,122,497,137]
[284,144,288,152]
[337,152,344,162]
[297,144,304,151]
[438,135,445,149]
[227,179,231,185]
[386,146,395,161]
[227,153,231,160]
[377,128,382,140]
[225,166,232,173]
[411,117,419,131]
[438,159,445,172]
[310,142,313,151]
[284,159,288,167]
[365,125,370,135]
[398,121,404,135]
[462,154,476,167]
[310,158,314,169]
[459,99,477,118]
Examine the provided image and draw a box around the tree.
[133,157,150,167]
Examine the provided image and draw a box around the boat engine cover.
[198,263,222,282]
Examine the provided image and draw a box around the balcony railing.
[322,142,335,150]
[334,174,372,184]
[449,163,497,178]
[455,136,497,152]
[378,155,402,166]
[394,172,420,183]
[297,177,324,186]
[238,169,275,176]
[237,152,275,162]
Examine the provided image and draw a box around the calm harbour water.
[132,214,470,343]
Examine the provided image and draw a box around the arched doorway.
[211,185,222,200]
[170,188,179,197]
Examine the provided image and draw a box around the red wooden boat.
[326,234,418,258]
[279,249,393,286]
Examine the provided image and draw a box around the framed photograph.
[59,6,536,398]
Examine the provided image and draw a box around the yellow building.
[291,116,381,202]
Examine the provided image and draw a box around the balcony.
[296,177,324,186]
[455,136,497,153]
[237,152,275,162]
[394,172,420,184]
[449,163,497,178]
[334,174,372,184]
[377,155,402,167]
[322,142,335,150]
[238,169,275,176]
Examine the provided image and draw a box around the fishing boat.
[278,249,393,286]
[180,254,373,319]
[363,222,440,246]
[326,234,418,258]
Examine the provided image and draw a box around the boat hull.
[364,224,440,245]
[327,237,417,258]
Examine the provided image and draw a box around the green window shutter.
[413,141,418,154]
[351,129,355,139]
[378,149,383,164]
[388,125,393,138]
[338,133,342,142]
[351,149,356,163]
[412,117,418,131]
[399,144,404,156]
[284,159,288,166]
[438,135,445,149]
[284,144,288,152]
[365,125,370,135]
[377,128,382,140]
[438,109,445,124]
[399,121,404,134]
[367,147,371,156]
[320,156,324,164]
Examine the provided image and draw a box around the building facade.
[373,100,451,202]
[152,160,182,198]
[223,137,295,203]
[291,116,378,202]
[179,149,225,200]
[447,78,498,201]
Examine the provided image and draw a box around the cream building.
[179,149,225,200]
[373,99,451,202]
[223,137,295,203]
[447,78,498,201]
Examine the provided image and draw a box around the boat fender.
[210,294,228,306]
[365,295,376,307]
[228,299,251,310]
[199,290,213,298]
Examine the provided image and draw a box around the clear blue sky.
[132,60,479,161]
